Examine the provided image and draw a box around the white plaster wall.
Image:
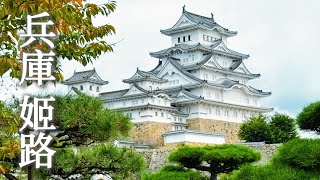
[196,69,225,81]
[171,51,203,65]
[161,71,193,88]
[163,132,225,145]
[67,82,102,96]
[107,95,172,109]
[171,30,199,46]
[125,109,176,123]
[198,29,227,45]
[223,88,261,107]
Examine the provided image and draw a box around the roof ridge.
[74,69,95,74]
[184,10,215,23]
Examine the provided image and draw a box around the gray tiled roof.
[161,10,237,36]
[62,69,108,85]
[99,89,129,99]
[150,39,248,59]
[123,69,167,83]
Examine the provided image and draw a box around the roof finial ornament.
[182,5,186,12]
[211,13,214,21]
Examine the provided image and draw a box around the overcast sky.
[4,0,320,117]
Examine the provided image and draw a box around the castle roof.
[160,8,237,37]
[182,53,260,79]
[150,39,249,59]
[62,69,108,85]
[123,69,168,83]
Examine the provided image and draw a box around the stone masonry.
[128,121,171,148]
[140,143,282,172]
[187,118,241,143]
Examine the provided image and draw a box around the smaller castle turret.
[62,69,108,96]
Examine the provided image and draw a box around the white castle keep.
[63,7,272,147]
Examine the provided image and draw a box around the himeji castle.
[63,7,272,147]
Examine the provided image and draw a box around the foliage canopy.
[297,101,320,133]
[167,144,260,180]
[0,94,144,179]
[223,139,320,180]
[239,113,296,143]
[142,165,207,180]
[0,0,116,82]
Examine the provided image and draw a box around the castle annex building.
[63,7,272,147]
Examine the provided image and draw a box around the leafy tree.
[268,113,296,143]
[0,101,20,180]
[239,113,297,143]
[37,144,145,180]
[238,115,270,142]
[223,139,320,180]
[221,164,320,180]
[297,101,320,133]
[0,0,116,81]
[142,165,207,180]
[167,144,261,180]
[1,94,145,179]
[271,138,320,171]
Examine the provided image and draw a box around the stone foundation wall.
[140,143,282,172]
[128,121,171,148]
[187,118,241,143]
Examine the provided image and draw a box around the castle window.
[178,37,181,43]
[80,85,83,90]
[225,110,230,117]
[175,126,179,131]
[183,36,186,42]
[234,111,238,118]
[96,87,99,92]
[188,35,191,41]
[179,118,182,122]
[203,35,206,40]
[216,108,221,116]
[89,85,93,91]
[161,112,164,117]
[155,112,158,116]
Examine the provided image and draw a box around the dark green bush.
[297,101,320,133]
[272,138,320,171]
[238,115,271,142]
[222,164,320,180]
[239,113,297,143]
[168,144,260,180]
[269,113,296,143]
[142,165,207,180]
[222,139,320,180]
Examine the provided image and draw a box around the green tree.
[223,139,320,180]
[268,113,296,143]
[142,165,207,180]
[297,101,320,133]
[271,138,320,171]
[1,94,146,179]
[0,0,116,81]
[167,144,260,180]
[0,101,20,180]
[239,113,297,143]
[238,115,270,142]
